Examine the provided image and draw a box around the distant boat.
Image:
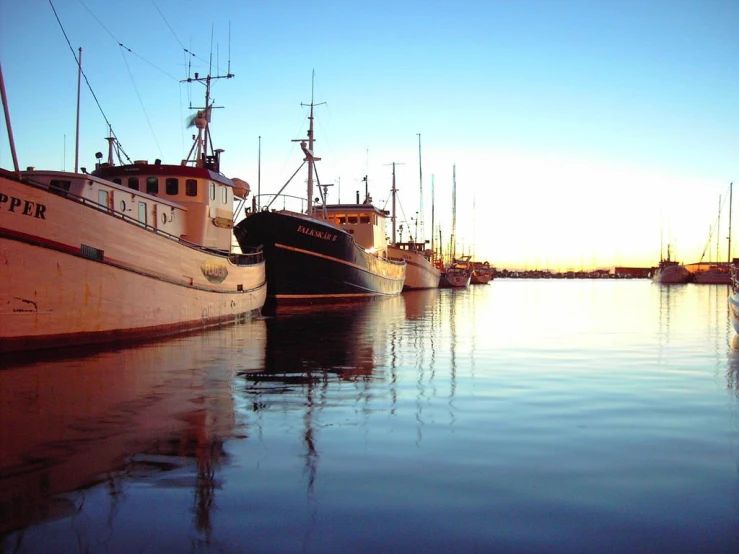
[233,77,405,309]
[693,264,731,284]
[651,244,692,284]
[438,165,471,288]
[385,146,441,290]
[441,256,473,288]
[470,260,494,285]
[0,63,266,353]
[695,184,732,285]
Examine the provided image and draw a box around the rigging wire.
[48,0,133,164]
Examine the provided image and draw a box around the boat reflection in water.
[0,320,266,542]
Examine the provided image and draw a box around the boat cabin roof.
[93,161,234,188]
[23,169,184,210]
[323,203,389,217]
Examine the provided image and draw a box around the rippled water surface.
[2,280,739,553]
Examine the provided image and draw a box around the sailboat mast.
[717,195,721,264]
[728,182,733,263]
[431,174,435,254]
[451,164,457,262]
[417,133,424,241]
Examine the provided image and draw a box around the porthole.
[161,213,167,224]
[120,200,126,211]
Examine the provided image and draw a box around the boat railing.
[255,193,308,214]
[23,175,264,265]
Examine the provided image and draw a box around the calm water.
[2,280,739,553]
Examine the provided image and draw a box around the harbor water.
[2,280,739,553]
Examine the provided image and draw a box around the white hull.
[388,245,440,289]
[730,293,739,335]
[1,173,266,352]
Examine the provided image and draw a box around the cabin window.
[128,177,139,190]
[360,215,370,224]
[166,178,178,195]
[337,216,347,224]
[138,202,147,225]
[49,180,71,195]
[161,213,167,225]
[146,177,158,194]
[209,182,216,201]
[186,179,198,197]
[222,186,228,204]
[120,200,126,211]
[348,215,358,224]
[98,189,109,210]
[113,178,122,185]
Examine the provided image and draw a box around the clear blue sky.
[1,0,738,269]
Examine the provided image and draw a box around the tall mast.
[728,182,734,263]
[74,47,82,173]
[417,133,424,241]
[182,69,234,170]
[392,162,398,244]
[451,164,457,262]
[431,174,435,254]
[0,60,21,178]
[295,71,324,216]
[717,194,721,263]
[257,135,261,211]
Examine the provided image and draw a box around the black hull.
[234,211,405,308]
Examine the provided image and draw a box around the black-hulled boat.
[233,87,405,309]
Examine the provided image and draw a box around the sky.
[1,0,738,270]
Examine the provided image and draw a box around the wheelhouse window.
[348,215,358,224]
[49,180,71,195]
[360,214,370,224]
[186,179,198,197]
[146,177,158,194]
[128,177,139,191]
[209,182,216,201]
[112,178,122,185]
[166,178,178,195]
[138,202,147,225]
[222,186,228,204]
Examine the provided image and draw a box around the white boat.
[729,259,739,334]
[386,153,440,290]
[0,63,266,353]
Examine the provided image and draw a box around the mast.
[257,136,261,211]
[717,195,721,264]
[74,47,82,174]
[182,69,234,171]
[417,133,424,242]
[729,182,734,263]
[294,71,324,216]
[391,162,398,245]
[451,164,457,262]
[431,174,435,255]
[0,60,21,178]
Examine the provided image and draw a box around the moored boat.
[651,244,692,284]
[729,259,739,334]
[470,260,494,284]
[0,66,266,353]
[693,264,731,284]
[233,82,405,309]
[385,160,440,289]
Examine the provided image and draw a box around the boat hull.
[730,293,739,335]
[440,270,471,288]
[652,265,692,284]
[234,210,405,307]
[387,245,440,289]
[0,174,266,352]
